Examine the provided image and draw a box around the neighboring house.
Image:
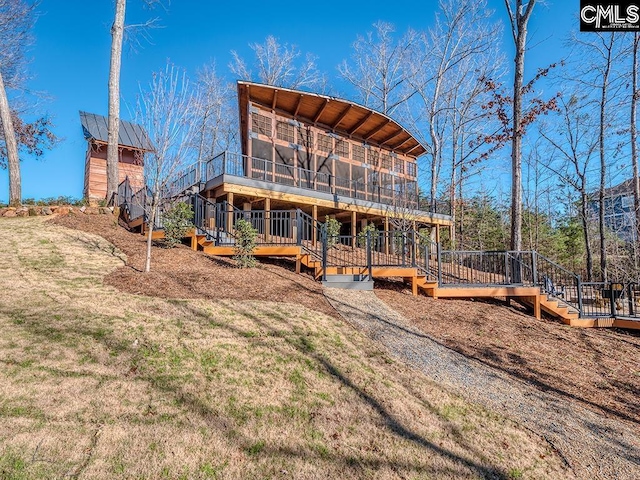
[79,111,153,201]
[589,177,639,243]
[192,81,451,238]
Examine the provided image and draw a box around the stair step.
[322,274,374,291]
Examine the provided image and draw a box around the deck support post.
[384,216,390,256]
[191,233,198,251]
[296,255,301,274]
[351,211,357,247]
[532,295,541,320]
[312,205,318,247]
[264,198,271,243]
[226,192,234,232]
[412,276,418,296]
[435,224,441,244]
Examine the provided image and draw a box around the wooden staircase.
[183,233,640,330]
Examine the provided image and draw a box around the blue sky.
[0,0,576,202]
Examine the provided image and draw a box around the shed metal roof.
[79,111,154,151]
[237,82,426,158]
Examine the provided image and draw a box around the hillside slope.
[0,216,569,479]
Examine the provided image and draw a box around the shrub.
[357,223,377,248]
[325,217,341,248]
[233,218,258,268]
[163,202,194,247]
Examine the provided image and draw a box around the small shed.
[80,111,153,200]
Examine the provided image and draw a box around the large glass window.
[406,161,416,178]
[335,139,350,158]
[394,158,405,175]
[368,149,379,167]
[352,144,365,163]
[381,153,392,171]
[297,126,314,149]
[276,121,295,143]
[251,113,272,137]
[317,133,333,153]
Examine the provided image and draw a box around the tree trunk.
[0,71,20,206]
[580,191,593,281]
[145,191,158,273]
[510,17,527,252]
[632,33,640,258]
[598,36,613,282]
[106,0,126,204]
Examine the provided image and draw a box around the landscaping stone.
[3,210,16,218]
[42,207,53,215]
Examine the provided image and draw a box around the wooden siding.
[85,154,144,199]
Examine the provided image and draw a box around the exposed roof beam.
[348,111,375,136]
[379,128,405,146]
[271,90,279,110]
[293,94,304,117]
[364,119,391,141]
[406,144,422,155]
[391,137,414,151]
[313,99,329,124]
[332,105,353,130]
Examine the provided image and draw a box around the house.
[193,81,452,240]
[80,111,153,202]
[589,177,639,243]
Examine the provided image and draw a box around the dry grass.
[376,280,640,428]
[0,216,570,479]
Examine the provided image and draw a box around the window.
[381,153,392,171]
[252,113,272,137]
[335,139,350,158]
[406,161,416,178]
[297,127,314,149]
[621,195,634,209]
[276,121,295,143]
[368,149,380,167]
[352,144,365,163]
[393,158,405,174]
[317,133,333,153]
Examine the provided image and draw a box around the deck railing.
[202,152,424,211]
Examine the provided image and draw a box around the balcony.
[167,152,451,219]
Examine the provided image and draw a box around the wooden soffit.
[237,81,426,158]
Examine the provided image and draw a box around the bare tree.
[419,0,503,245]
[631,33,640,249]
[504,0,537,252]
[569,33,628,281]
[339,21,417,116]
[106,0,126,204]
[0,0,36,205]
[195,62,237,161]
[230,35,324,91]
[136,64,200,272]
[539,94,598,280]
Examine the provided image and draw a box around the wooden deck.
[120,228,640,331]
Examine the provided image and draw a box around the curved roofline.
[237,81,426,158]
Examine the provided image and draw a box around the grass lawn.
[0,216,570,479]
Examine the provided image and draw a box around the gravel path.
[324,288,640,480]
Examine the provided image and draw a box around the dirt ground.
[51,214,336,319]
[52,214,640,429]
[376,280,640,428]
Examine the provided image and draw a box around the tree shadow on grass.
[2,300,515,479]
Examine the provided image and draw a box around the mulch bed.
[375,279,640,427]
[50,214,337,318]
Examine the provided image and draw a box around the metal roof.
[237,82,426,158]
[79,111,154,151]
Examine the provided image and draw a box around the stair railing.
[533,252,582,315]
